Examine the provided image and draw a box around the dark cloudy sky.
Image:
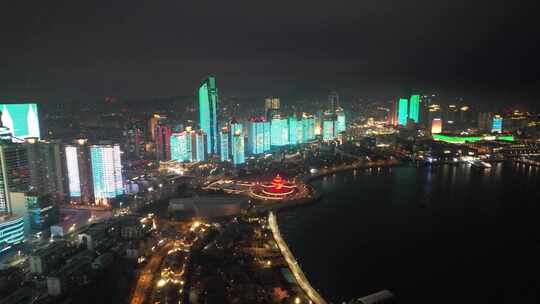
[1,0,539,106]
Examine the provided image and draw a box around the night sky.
[1,0,539,107]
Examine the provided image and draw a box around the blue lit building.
[322,114,336,141]
[492,115,503,133]
[288,117,298,145]
[170,129,206,162]
[335,107,346,134]
[398,98,408,126]
[220,128,230,161]
[248,119,271,155]
[271,116,289,146]
[0,103,40,142]
[198,76,219,155]
[0,215,24,254]
[90,144,124,205]
[26,194,59,233]
[302,114,315,141]
[230,122,245,165]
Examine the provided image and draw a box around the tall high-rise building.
[0,103,40,142]
[230,121,245,165]
[220,128,230,161]
[198,76,219,155]
[25,139,67,200]
[328,91,339,113]
[492,115,503,133]
[170,128,207,163]
[397,98,408,126]
[409,95,421,123]
[155,123,182,161]
[322,114,336,141]
[90,144,124,205]
[271,115,289,147]
[335,107,346,134]
[288,117,298,145]
[301,113,315,141]
[264,97,280,121]
[65,140,123,206]
[478,112,494,132]
[431,118,443,134]
[248,118,271,155]
[148,114,165,142]
[124,122,145,160]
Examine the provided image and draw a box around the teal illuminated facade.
[0,215,24,254]
[398,98,408,126]
[220,129,230,161]
[0,103,40,141]
[322,116,336,141]
[198,76,219,155]
[335,108,346,134]
[409,95,420,123]
[90,144,124,203]
[230,122,245,165]
[492,116,503,133]
[271,116,289,146]
[171,130,206,162]
[248,120,271,155]
[302,115,315,141]
[288,117,298,145]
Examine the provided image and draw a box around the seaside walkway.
[268,212,327,304]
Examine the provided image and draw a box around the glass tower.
[271,116,289,146]
[492,115,503,133]
[0,103,41,141]
[220,128,230,161]
[409,95,420,123]
[231,122,245,165]
[198,76,219,155]
[90,144,124,204]
[288,117,298,145]
[398,98,408,126]
[335,108,346,134]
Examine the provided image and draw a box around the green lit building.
[409,95,420,123]
[398,98,408,126]
[198,76,219,155]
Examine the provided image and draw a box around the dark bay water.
[278,163,540,303]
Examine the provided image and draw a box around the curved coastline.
[268,211,327,304]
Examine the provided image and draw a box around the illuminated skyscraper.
[335,107,346,134]
[170,129,207,162]
[65,140,123,206]
[492,115,503,133]
[198,76,219,155]
[220,128,230,161]
[0,103,40,142]
[248,118,270,155]
[301,114,315,141]
[25,139,67,200]
[397,98,408,126]
[90,144,124,205]
[328,91,339,113]
[155,123,182,161]
[288,117,298,145]
[478,112,494,131]
[322,114,336,141]
[431,118,442,134]
[230,122,245,165]
[409,95,420,123]
[271,116,289,146]
[65,139,93,204]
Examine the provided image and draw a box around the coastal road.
[268,212,327,304]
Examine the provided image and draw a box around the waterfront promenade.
[268,212,327,304]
